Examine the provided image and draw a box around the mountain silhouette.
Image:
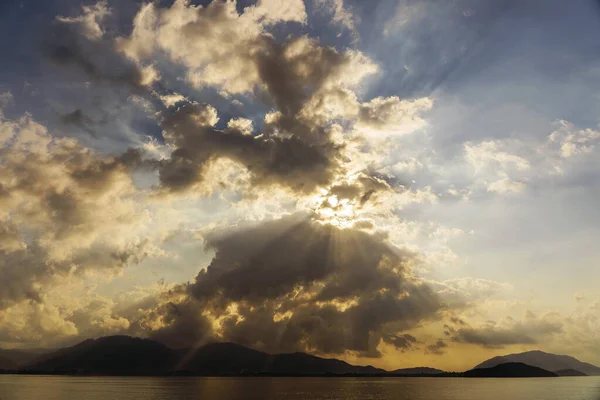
[0,354,19,370]
[392,367,444,375]
[0,349,51,370]
[19,336,386,376]
[464,362,557,378]
[474,350,600,376]
[555,368,587,376]
[23,336,176,375]
[6,336,596,377]
[176,342,386,375]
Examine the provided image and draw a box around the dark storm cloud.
[382,333,418,351]
[145,299,216,350]
[215,290,437,357]
[425,339,448,355]
[35,2,165,150]
[190,213,345,303]
[43,7,155,92]
[145,214,444,357]
[158,102,340,194]
[256,36,353,142]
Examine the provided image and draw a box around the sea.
[1,375,599,400]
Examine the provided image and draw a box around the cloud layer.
[1,0,599,370]
[0,113,153,310]
[141,214,444,357]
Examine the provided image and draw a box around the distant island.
[392,367,445,375]
[464,362,558,378]
[0,336,597,378]
[472,349,599,376]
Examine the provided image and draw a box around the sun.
[311,193,358,228]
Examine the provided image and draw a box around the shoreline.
[1,371,574,378]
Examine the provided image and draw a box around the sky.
[0,0,599,372]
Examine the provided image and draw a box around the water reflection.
[1,376,599,400]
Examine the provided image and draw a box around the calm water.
[1,375,599,400]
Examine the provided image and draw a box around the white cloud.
[249,0,307,25]
[486,178,526,194]
[226,117,254,135]
[315,0,358,39]
[459,120,600,197]
[56,0,110,41]
[437,277,513,302]
[549,120,600,158]
[391,157,423,174]
[159,93,187,107]
[356,96,433,136]
[118,0,307,95]
[464,140,530,174]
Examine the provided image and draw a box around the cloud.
[45,1,158,90]
[113,0,435,203]
[0,92,13,119]
[0,284,167,349]
[549,120,600,158]
[151,29,386,196]
[425,339,448,355]
[250,0,307,24]
[157,102,340,194]
[118,0,306,95]
[428,278,514,313]
[0,302,78,347]
[464,140,530,174]
[59,109,97,137]
[486,177,526,194]
[383,333,418,351]
[1,0,598,371]
[449,312,563,349]
[0,0,444,357]
[356,96,433,136]
[437,278,513,301]
[43,0,433,206]
[139,213,444,357]
[226,117,254,136]
[0,112,154,309]
[458,120,600,197]
[314,0,358,40]
[550,298,600,359]
[0,222,27,254]
[159,93,187,108]
[55,1,110,41]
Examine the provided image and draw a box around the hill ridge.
[15,336,387,376]
[465,362,558,378]
[474,350,600,376]
[3,335,598,377]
